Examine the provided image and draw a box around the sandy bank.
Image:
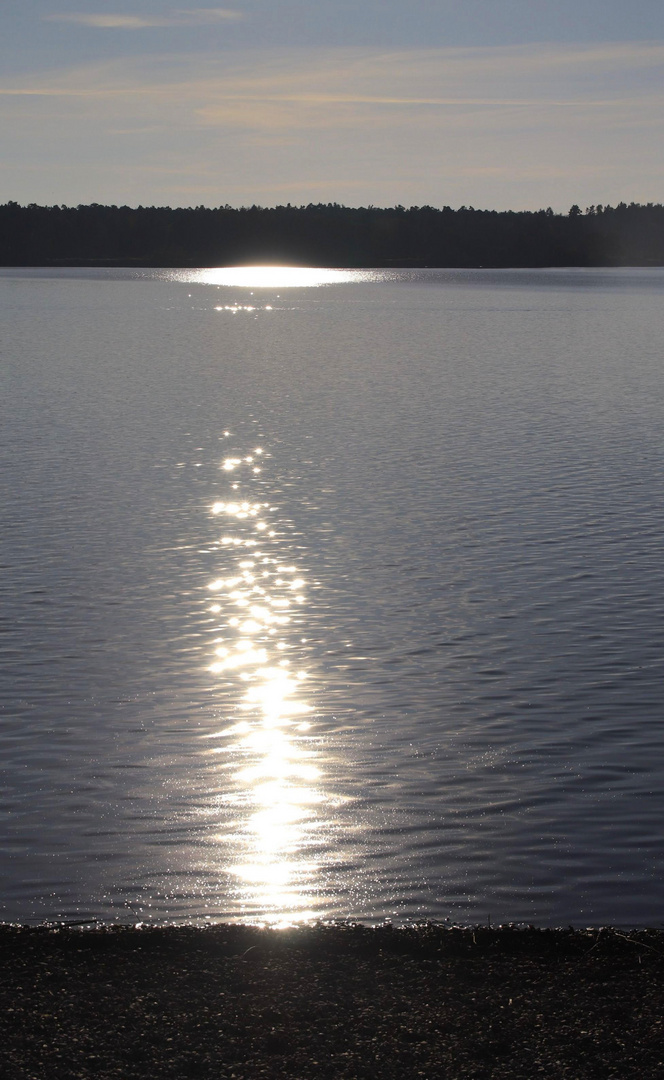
[1,924,663,1078]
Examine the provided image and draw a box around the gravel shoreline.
[1,924,663,1078]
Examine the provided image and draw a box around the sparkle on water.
[177,266,371,289]
[204,449,322,923]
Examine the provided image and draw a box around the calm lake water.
[2,265,664,927]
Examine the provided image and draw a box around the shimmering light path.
[203,444,326,922]
[185,267,369,289]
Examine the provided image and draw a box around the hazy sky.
[2,1,664,209]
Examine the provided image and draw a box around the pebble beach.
[2,924,663,1079]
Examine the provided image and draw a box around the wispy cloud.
[46,9,244,29]
[5,43,662,114]
[1,43,663,208]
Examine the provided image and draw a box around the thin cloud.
[2,44,663,118]
[1,42,663,210]
[46,9,244,29]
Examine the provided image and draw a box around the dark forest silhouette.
[1,200,663,267]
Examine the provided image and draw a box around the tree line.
[1,200,663,267]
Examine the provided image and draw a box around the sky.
[2,1,664,210]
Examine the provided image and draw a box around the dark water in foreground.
[2,266,664,927]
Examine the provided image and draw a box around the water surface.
[2,266,664,926]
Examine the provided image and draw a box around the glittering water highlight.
[201,446,323,921]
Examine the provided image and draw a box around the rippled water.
[2,265,664,927]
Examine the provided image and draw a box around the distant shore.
[2,923,663,1078]
[2,201,664,269]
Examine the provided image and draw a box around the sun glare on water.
[202,445,332,924]
[189,266,361,288]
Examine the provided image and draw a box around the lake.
[2,265,664,927]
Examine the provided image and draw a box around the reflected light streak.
[194,266,361,289]
[205,441,324,922]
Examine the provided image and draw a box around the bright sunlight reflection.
[204,443,325,923]
[190,266,362,288]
